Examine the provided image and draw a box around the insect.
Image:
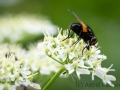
[63,10,98,55]
[5,51,18,61]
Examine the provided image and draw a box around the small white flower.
[92,64,116,87]
[65,63,74,74]
[65,60,90,78]
[76,68,90,78]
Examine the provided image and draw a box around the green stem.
[42,67,65,90]
[46,53,63,64]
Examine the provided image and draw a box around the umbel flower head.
[37,29,116,87]
[25,44,61,75]
[0,13,57,43]
[0,44,41,90]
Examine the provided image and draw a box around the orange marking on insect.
[81,22,87,32]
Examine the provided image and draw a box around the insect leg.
[71,37,81,46]
[71,30,82,46]
[82,44,90,56]
[82,45,87,56]
[62,29,74,41]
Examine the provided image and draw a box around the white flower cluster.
[25,45,61,75]
[0,44,40,90]
[0,43,62,90]
[0,14,58,43]
[37,29,116,87]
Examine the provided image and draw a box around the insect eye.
[91,37,98,45]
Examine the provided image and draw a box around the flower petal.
[76,68,90,78]
[30,82,41,89]
[65,64,74,74]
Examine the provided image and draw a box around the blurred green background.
[0,0,120,90]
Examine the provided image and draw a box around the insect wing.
[71,12,87,32]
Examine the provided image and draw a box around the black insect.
[63,11,98,55]
[5,51,18,61]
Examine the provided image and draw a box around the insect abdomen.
[70,23,82,35]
